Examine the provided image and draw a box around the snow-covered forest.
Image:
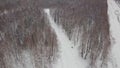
[0,0,120,68]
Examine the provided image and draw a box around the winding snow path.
[44,9,87,68]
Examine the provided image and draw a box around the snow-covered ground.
[108,0,120,68]
[44,9,88,68]
[43,1,120,67]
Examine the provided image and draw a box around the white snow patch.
[21,50,35,68]
[108,0,120,68]
[44,8,88,68]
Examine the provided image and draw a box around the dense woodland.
[0,0,119,68]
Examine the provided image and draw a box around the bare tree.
[0,0,110,68]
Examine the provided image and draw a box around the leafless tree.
[0,0,111,68]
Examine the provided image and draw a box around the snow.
[107,0,120,68]
[21,50,35,68]
[44,9,88,68]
